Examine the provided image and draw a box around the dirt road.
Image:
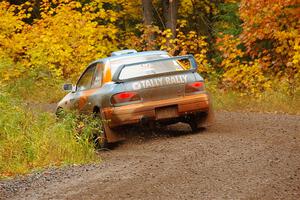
[1,111,300,199]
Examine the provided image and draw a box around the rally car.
[57,50,213,147]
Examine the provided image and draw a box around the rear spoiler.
[112,55,198,83]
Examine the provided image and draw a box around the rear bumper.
[103,93,210,128]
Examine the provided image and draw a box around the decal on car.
[132,75,188,90]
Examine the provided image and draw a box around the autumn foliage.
[0,0,299,95]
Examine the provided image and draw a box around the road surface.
[1,111,300,199]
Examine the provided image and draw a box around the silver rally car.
[57,50,213,146]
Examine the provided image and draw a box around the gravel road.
[1,111,300,200]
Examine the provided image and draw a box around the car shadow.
[103,122,207,150]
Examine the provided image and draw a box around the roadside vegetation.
[0,92,100,178]
[211,89,300,114]
[0,0,299,178]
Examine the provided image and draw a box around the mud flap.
[199,107,214,128]
[198,94,215,128]
[101,111,125,143]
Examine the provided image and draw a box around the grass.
[4,76,66,103]
[210,89,300,115]
[0,93,99,178]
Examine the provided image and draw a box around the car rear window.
[109,54,184,80]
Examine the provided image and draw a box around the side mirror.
[63,84,75,92]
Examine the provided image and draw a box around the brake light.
[111,91,141,105]
[185,81,204,93]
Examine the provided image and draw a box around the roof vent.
[111,49,137,57]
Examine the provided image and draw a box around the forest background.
[0,0,299,177]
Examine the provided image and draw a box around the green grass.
[4,76,66,103]
[0,93,98,178]
[210,89,300,115]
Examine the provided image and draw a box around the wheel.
[189,120,199,132]
[187,114,203,132]
[93,110,109,149]
[188,111,212,132]
[55,107,65,118]
[93,130,109,149]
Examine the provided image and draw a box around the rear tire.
[188,111,212,132]
[93,111,109,150]
[94,132,109,149]
[189,119,199,132]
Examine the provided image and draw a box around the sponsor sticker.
[132,75,188,90]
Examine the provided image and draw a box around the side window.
[76,65,96,92]
[91,62,104,88]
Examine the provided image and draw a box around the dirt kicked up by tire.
[1,111,300,200]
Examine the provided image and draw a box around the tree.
[162,0,178,38]
[141,0,155,47]
[142,0,153,26]
[140,0,179,38]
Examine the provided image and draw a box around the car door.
[83,62,105,113]
[75,62,106,114]
[72,64,97,113]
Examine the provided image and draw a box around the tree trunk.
[141,0,155,49]
[32,0,41,19]
[162,0,178,38]
[142,0,153,26]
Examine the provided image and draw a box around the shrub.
[0,1,119,81]
[0,93,98,178]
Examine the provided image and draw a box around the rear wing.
[112,55,198,83]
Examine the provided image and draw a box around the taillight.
[111,91,141,105]
[185,81,204,93]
